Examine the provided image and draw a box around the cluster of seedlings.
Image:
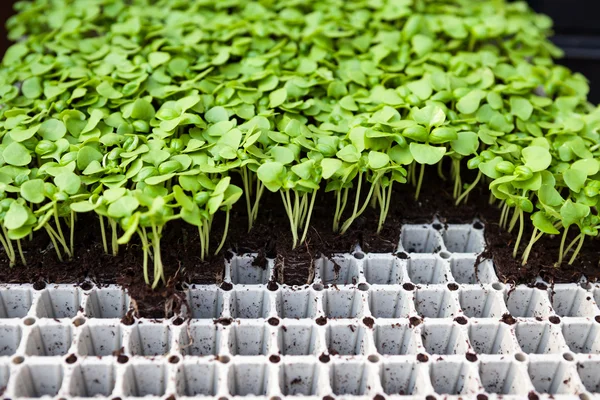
[0,0,598,287]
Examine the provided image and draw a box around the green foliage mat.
[0,0,599,287]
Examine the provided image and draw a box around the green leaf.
[54,172,81,195]
[429,127,457,144]
[257,161,285,192]
[368,151,390,169]
[108,196,140,218]
[457,90,485,114]
[412,105,445,127]
[269,88,287,108]
[321,158,342,179]
[532,212,559,235]
[409,143,446,165]
[3,142,32,167]
[4,202,28,230]
[22,77,42,99]
[451,131,479,156]
[206,106,229,123]
[411,34,434,57]
[407,78,432,100]
[564,169,587,193]
[131,98,156,121]
[77,146,103,171]
[560,199,589,228]
[96,81,123,99]
[522,146,551,172]
[20,179,45,204]
[336,145,361,163]
[571,159,599,175]
[70,201,97,213]
[270,146,295,165]
[39,119,67,141]
[510,96,533,121]
[149,51,171,68]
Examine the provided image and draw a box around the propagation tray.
[0,222,599,399]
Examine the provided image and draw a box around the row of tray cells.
[1,356,599,398]
[1,316,599,359]
[1,284,599,321]
[232,253,496,286]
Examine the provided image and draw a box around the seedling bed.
[0,222,599,399]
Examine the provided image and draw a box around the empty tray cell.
[515,321,568,354]
[25,323,73,356]
[122,362,167,397]
[479,360,533,395]
[322,288,363,319]
[36,287,80,319]
[369,288,412,318]
[450,256,496,284]
[442,225,485,253]
[363,255,403,284]
[279,361,320,396]
[228,323,269,355]
[400,225,442,253]
[69,361,115,397]
[230,289,271,319]
[577,360,600,392]
[230,255,269,285]
[128,324,171,356]
[506,287,553,318]
[330,361,369,395]
[317,255,360,285]
[327,324,367,356]
[374,323,419,355]
[176,361,218,396]
[0,287,32,318]
[468,322,520,354]
[406,255,448,285]
[380,360,426,395]
[594,286,600,307]
[84,288,129,318]
[421,322,468,355]
[430,360,479,395]
[77,322,122,356]
[178,323,221,356]
[528,360,584,395]
[228,362,268,396]
[188,287,224,319]
[551,286,599,317]
[278,324,319,355]
[460,288,506,318]
[276,289,317,319]
[415,288,458,318]
[0,324,21,356]
[562,321,600,354]
[14,364,63,398]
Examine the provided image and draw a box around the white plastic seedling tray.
[1,222,599,399]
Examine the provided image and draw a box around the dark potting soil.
[0,161,598,317]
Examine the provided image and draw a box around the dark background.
[1,0,600,102]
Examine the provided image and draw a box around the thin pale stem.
[241,168,253,232]
[151,224,164,289]
[215,209,230,255]
[455,171,482,206]
[437,160,446,181]
[45,226,64,262]
[568,234,585,265]
[414,163,425,200]
[521,228,542,266]
[557,226,569,265]
[53,203,71,258]
[341,172,381,234]
[333,190,342,232]
[0,227,15,265]
[198,222,206,261]
[138,229,150,285]
[70,210,75,256]
[512,210,524,258]
[110,219,118,256]
[99,216,108,254]
[300,189,318,244]
[16,239,26,266]
[281,191,298,248]
[564,233,583,256]
[378,181,394,234]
